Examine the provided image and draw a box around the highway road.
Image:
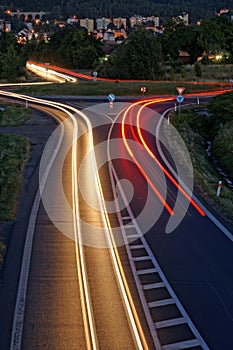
[0,92,153,350]
[0,89,232,350]
[106,96,233,350]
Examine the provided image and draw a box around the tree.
[27,26,105,69]
[160,19,203,63]
[98,28,163,80]
[0,33,26,80]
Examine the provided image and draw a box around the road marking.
[155,317,186,329]
[137,268,157,275]
[149,299,175,308]
[143,282,165,290]
[132,256,151,262]
[162,339,200,350]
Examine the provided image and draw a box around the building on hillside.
[0,19,11,32]
[179,12,189,25]
[130,16,143,27]
[67,17,79,25]
[103,29,115,44]
[80,18,94,32]
[54,20,67,28]
[130,15,160,28]
[113,17,127,29]
[179,50,194,64]
[96,17,110,30]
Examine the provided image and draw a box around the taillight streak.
[121,99,175,216]
[122,97,206,217]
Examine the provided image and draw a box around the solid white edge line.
[155,100,233,242]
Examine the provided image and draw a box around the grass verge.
[165,108,233,222]
[15,80,226,97]
[0,134,30,268]
[0,105,30,126]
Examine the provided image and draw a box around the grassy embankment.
[16,80,229,97]
[0,105,30,267]
[165,91,233,222]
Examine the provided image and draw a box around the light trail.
[0,90,98,350]
[121,97,207,217]
[26,62,77,83]
[135,99,206,216]
[1,90,148,350]
[121,98,175,216]
[27,61,233,87]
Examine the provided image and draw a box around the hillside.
[8,0,233,22]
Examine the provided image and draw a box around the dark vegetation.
[172,91,233,178]
[27,26,105,69]
[0,106,30,267]
[16,80,221,96]
[170,91,233,220]
[98,16,233,80]
[5,0,233,23]
[1,14,233,81]
[0,32,27,81]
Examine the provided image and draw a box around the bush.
[194,61,202,77]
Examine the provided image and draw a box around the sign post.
[176,87,185,114]
[176,95,184,114]
[141,86,146,96]
[93,71,98,82]
[176,87,185,95]
[108,93,116,109]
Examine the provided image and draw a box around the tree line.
[0,32,27,81]
[0,14,233,81]
[98,16,233,79]
[5,0,233,23]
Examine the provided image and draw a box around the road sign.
[108,93,116,102]
[176,87,185,95]
[93,71,98,81]
[141,86,146,93]
[176,95,184,103]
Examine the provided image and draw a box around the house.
[0,20,11,32]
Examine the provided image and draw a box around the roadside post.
[25,100,28,109]
[216,180,222,197]
[176,87,185,115]
[93,71,98,82]
[108,93,116,109]
[141,86,146,96]
[176,95,184,115]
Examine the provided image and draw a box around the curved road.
[0,92,153,350]
[108,96,233,349]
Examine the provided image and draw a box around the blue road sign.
[176,95,184,103]
[108,93,116,102]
